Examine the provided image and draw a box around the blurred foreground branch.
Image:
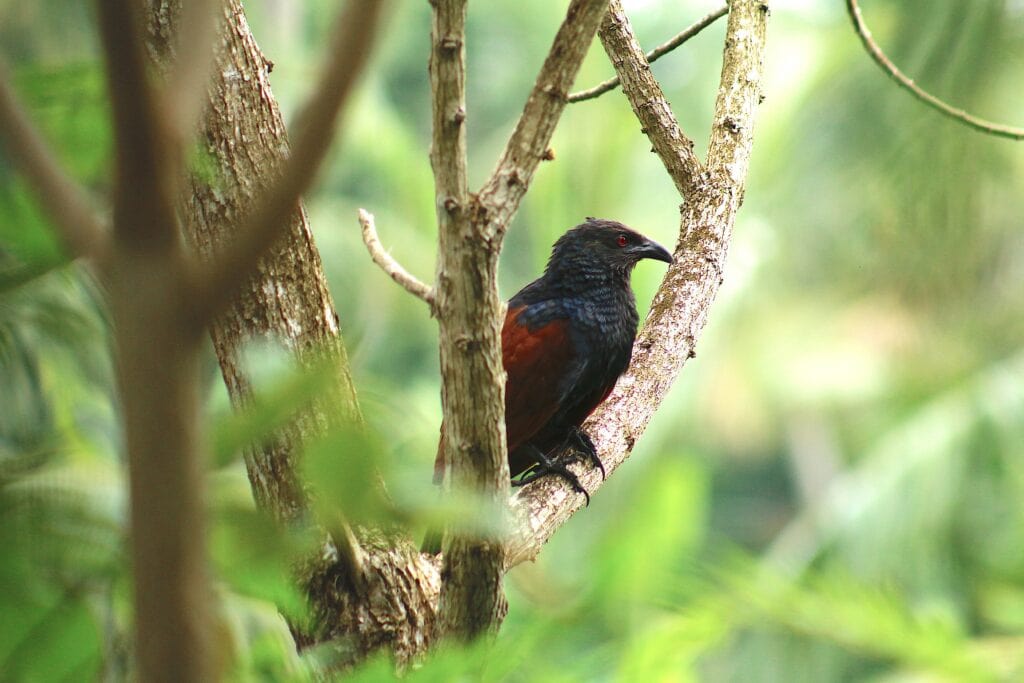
[0,63,107,260]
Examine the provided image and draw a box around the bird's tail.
[421,427,446,554]
[420,526,443,554]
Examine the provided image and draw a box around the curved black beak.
[631,238,674,265]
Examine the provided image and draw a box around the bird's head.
[545,218,673,282]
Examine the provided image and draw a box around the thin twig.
[847,0,1024,140]
[330,516,368,594]
[0,62,107,260]
[358,209,435,307]
[187,0,385,325]
[569,3,728,103]
[595,0,705,197]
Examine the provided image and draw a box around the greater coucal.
[430,219,672,523]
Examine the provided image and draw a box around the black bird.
[432,218,673,506]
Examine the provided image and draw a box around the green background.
[2,0,1023,680]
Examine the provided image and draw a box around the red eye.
[616,234,628,247]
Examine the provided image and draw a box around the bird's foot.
[566,427,605,480]
[512,447,591,506]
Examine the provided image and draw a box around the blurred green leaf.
[210,504,312,621]
[0,252,71,293]
[588,457,707,610]
[208,354,343,468]
[302,420,394,529]
[0,584,102,682]
[0,478,108,682]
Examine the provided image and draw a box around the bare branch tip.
[358,209,435,307]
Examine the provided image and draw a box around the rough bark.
[146,0,386,663]
[300,534,442,665]
[183,1,385,324]
[427,0,616,640]
[428,0,510,639]
[148,0,360,524]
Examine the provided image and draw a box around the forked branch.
[475,0,614,236]
[594,0,706,197]
[507,0,769,567]
[97,0,179,251]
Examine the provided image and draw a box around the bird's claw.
[567,427,605,480]
[513,446,591,506]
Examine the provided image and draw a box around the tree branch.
[0,62,107,260]
[97,0,179,251]
[358,209,435,307]
[505,0,769,568]
[97,3,214,681]
[474,0,613,237]
[186,0,385,325]
[594,0,706,197]
[568,3,728,103]
[847,0,1024,141]
[427,0,510,640]
[431,0,615,640]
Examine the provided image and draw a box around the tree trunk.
[144,0,444,667]
[147,0,360,523]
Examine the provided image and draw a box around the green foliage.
[209,354,344,468]
[0,479,108,682]
[3,0,1024,680]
